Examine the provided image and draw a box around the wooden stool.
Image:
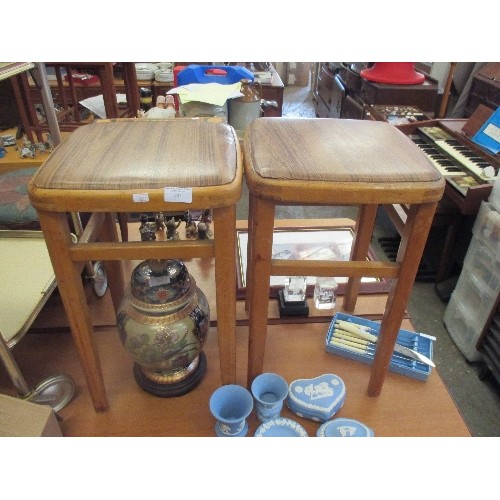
[28,118,242,411]
[244,118,445,396]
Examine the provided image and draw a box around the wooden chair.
[28,118,242,411]
[243,117,445,396]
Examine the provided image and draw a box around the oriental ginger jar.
[116,259,209,397]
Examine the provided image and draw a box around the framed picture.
[236,226,390,299]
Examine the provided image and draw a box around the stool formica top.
[244,118,445,205]
[29,119,242,212]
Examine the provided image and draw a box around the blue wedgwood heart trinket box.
[317,418,374,437]
[286,373,346,422]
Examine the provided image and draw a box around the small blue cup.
[251,373,289,422]
[209,384,254,437]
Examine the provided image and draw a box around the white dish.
[135,63,158,71]
[254,417,308,437]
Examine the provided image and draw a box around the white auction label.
[132,193,149,203]
[164,187,192,203]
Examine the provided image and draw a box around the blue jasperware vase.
[251,372,289,422]
[209,384,254,437]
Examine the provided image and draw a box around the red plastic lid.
[360,63,425,85]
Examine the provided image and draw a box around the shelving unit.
[444,200,500,362]
[27,63,284,125]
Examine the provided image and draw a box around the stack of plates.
[286,373,346,422]
[135,63,158,81]
[155,69,174,83]
[156,62,173,70]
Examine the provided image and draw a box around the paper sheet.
[79,93,127,119]
[167,82,243,106]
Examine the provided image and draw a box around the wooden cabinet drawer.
[329,74,346,119]
[341,95,365,119]
[470,78,500,107]
[315,93,330,118]
[360,78,438,113]
[317,66,335,107]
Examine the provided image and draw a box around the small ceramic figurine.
[155,212,166,232]
[185,221,198,239]
[19,146,35,158]
[183,210,197,239]
[199,209,213,237]
[166,217,181,240]
[197,222,209,240]
[139,213,156,241]
[144,95,176,119]
[183,210,192,227]
[45,134,54,151]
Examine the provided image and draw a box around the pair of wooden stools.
[28,117,444,410]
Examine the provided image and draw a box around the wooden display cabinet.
[465,63,500,118]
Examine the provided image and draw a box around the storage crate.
[488,175,500,213]
[325,312,434,381]
[444,293,483,362]
[472,201,500,252]
[450,268,498,325]
[462,237,500,294]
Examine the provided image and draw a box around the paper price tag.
[164,187,192,203]
[132,193,149,203]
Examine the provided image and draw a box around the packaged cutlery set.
[326,312,436,381]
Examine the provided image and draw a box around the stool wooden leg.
[368,202,438,396]
[37,209,109,411]
[99,212,126,312]
[247,198,276,387]
[117,213,129,242]
[344,205,378,312]
[245,193,256,312]
[213,206,237,385]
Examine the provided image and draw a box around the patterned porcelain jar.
[116,259,210,397]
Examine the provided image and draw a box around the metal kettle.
[228,79,277,132]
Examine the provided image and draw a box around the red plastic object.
[173,66,186,87]
[205,68,227,76]
[360,63,425,85]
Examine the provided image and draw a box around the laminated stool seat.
[244,117,445,396]
[28,118,242,410]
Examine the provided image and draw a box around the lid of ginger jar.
[129,259,194,310]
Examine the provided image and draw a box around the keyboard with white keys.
[409,126,498,197]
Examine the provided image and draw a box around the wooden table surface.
[1,309,470,437]
[0,127,72,174]
[0,221,471,437]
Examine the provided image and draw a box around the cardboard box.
[286,62,312,86]
[0,394,63,437]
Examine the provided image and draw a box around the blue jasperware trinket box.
[317,418,374,437]
[286,373,346,422]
